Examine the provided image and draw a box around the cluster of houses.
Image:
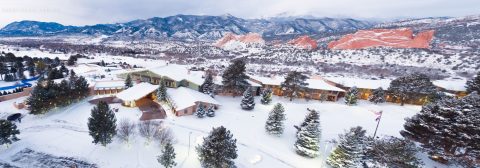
[91,64,468,120]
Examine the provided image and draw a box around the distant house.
[93,80,125,95]
[249,75,346,101]
[124,64,206,91]
[433,79,468,98]
[323,77,392,100]
[166,87,220,116]
[324,77,469,105]
[122,64,262,96]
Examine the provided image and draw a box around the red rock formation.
[288,35,318,50]
[328,28,434,50]
[214,33,265,48]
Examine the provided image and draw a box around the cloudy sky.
[0,0,479,27]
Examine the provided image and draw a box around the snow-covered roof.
[248,75,285,86]
[116,82,158,101]
[306,79,345,92]
[324,77,391,89]
[147,65,206,86]
[167,87,220,111]
[433,79,467,91]
[94,80,125,90]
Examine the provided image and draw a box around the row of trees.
[0,52,80,82]
[27,70,89,115]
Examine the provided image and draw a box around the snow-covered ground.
[0,95,449,168]
[0,46,462,167]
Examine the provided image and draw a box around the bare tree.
[138,120,161,145]
[117,118,136,145]
[154,125,175,146]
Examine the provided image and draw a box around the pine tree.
[265,103,286,135]
[260,88,272,105]
[27,83,52,115]
[88,101,117,146]
[125,74,133,89]
[157,79,167,102]
[388,73,436,106]
[158,142,177,168]
[368,87,386,104]
[196,126,237,168]
[281,71,308,101]
[345,86,359,105]
[200,72,215,97]
[366,136,423,167]
[294,109,321,157]
[466,71,480,94]
[0,119,20,146]
[401,92,480,167]
[195,104,206,118]
[206,105,215,117]
[221,59,249,96]
[73,76,90,99]
[425,91,449,104]
[327,126,367,167]
[240,87,255,110]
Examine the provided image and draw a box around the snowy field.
[0,94,449,168]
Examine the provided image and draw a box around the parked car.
[7,113,22,123]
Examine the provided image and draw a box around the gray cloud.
[0,0,479,27]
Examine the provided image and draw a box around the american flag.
[374,111,383,122]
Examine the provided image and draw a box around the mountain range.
[0,14,374,41]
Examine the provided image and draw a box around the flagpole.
[373,111,382,138]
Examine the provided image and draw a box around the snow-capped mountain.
[0,14,374,41]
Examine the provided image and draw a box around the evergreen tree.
[265,103,286,135]
[157,79,167,102]
[206,105,215,117]
[366,136,423,167]
[195,104,206,118]
[426,90,449,104]
[125,74,133,89]
[196,126,237,168]
[60,64,68,76]
[14,60,25,80]
[200,72,215,97]
[327,126,367,167]
[240,87,255,110]
[0,63,8,80]
[88,101,117,146]
[67,56,77,66]
[26,59,35,77]
[401,92,480,167]
[345,86,359,105]
[158,142,177,168]
[294,109,321,157]
[388,73,436,106]
[0,119,20,146]
[27,82,53,115]
[221,59,249,96]
[466,71,480,94]
[260,88,273,105]
[368,87,386,104]
[281,71,308,101]
[73,76,90,99]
